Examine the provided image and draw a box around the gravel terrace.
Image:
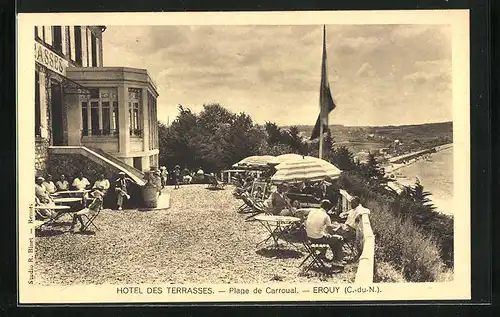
[35,184,357,285]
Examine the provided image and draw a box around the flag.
[310,25,336,140]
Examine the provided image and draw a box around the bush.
[374,261,405,283]
[367,198,444,282]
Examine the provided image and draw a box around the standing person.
[92,173,110,195]
[72,172,90,191]
[160,166,168,188]
[42,174,57,195]
[173,165,181,189]
[115,172,131,211]
[155,169,163,197]
[56,174,69,191]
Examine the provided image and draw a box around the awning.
[36,63,90,96]
[61,76,91,96]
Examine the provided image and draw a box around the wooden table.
[254,214,301,250]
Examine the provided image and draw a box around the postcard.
[18,10,470,303]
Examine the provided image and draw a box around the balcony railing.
[81,129,119,137]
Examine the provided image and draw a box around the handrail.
[355,213,375,283]
[48,146,146,186]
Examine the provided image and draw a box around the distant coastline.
[386,145,453,215]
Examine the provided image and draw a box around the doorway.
[50,81,64,145]
[133,157,142,171]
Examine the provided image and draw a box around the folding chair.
[80,202,103,232]
[240,196,267,220]
[299,240,330,274]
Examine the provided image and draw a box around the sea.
[394,146,453,215]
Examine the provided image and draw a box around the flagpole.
[319,121,324,159]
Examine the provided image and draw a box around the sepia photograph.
[18,11,470,303]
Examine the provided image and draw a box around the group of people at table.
[238,175,370,265]
[34,171,133,232]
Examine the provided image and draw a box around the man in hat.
[115,172,131,210]
[42,174,57,195]
[69,189,104,232]
[160,166,168,188]
[265,182,294,216]
[34,176,57,219]
[173,165,181,189]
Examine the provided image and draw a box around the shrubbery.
[340,171,453,281]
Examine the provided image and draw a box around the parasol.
[271,156,342,183]
[232,155,278,168]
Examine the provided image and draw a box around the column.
[118,85,130,156]
[39,70,48,139]
[141,88,149,152]
[82,26,88,67]
[140,87,150,170]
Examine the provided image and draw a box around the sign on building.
[34,41,69,76]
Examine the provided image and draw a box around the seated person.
[305,200,345,264]
[42,174,57,195]
[265,183,295,216]
[252,186,265,200]
[301,181,315,195]
[334,196,370,241]
[34,176,57,219]
[56,174,69,191]
[92,173,110,194]
[72,172,90,191]
[69,189,104,232]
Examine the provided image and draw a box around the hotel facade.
[34,25,159,176]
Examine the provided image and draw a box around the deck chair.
[206,174,226,190]
[243,196,267,221]
[80,200,103,232]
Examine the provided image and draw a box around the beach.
[390,146,453,215]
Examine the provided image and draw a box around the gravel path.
[35,185,357,285]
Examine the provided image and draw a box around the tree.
[330,146,357,171]
[286,125,307,155]
[360,152,387,184]
[264,122,282,145]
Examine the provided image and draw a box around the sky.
[103,24,452,127]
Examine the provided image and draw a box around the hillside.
[286,121,453,145]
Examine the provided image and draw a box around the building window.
[43,26,52,45]
[74,26,82,65]
[128,88,142,136]
[52,26,62,52]
[102,101,110,134]
[91,33,97,67]
[112,101,119,131]
[82,102,88,136]
[81,88,118,136]
[35,71,41,137]
[148,92,158,150]
[90,101,99,135]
